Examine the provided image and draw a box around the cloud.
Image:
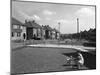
[45,17,51,20]
[31,15,41,21]
[76,7,95,17]
[55,19,69,23]
[18,11,41,21]
[18,11,30,19]
[43,10,56,15]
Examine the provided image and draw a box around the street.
[11,46,79,74]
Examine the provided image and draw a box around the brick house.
[42,25,53,39]
[54,28,60,40]
[11,17,26,41]
[24,20,42,40]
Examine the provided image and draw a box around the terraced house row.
[11,17,60,41]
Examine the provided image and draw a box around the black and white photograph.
[11,0,96,74]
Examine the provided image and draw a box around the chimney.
[33,20,35,23]
[25,19,27,23]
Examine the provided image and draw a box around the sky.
[12,1,95,34]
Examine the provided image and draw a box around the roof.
[47,26,53,31]
[12,17,23,25]
[54,29,60,33]
[31,22,42,28]
[24,21,42,28]
[42,25,53,31]
[24,22,33,27]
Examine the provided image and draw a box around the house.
[24,20,42,40]
[51,29,56,40]
[54,29,60,40]
[42,25,53,39]
[11,17,26,41]
[41,25,46,39]
[42,25,60,40]
[51,28,60,40]
[32,21,42,39]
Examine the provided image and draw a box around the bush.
[83,42,96,47]
[13,39,24,43]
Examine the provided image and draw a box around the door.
[26,27,33,40]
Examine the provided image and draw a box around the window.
[13,25,17,29]
[20,26,23,29]
[12,32,14,37]
[33,29,37,35]
[13,25,20,29]
[18,25,20,29]
[17,32,21,37]
[23,26,26,29]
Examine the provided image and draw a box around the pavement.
[11,40,43,49]
[11,42,25,49]
[27,44,96,52]
[11,39,96,52]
